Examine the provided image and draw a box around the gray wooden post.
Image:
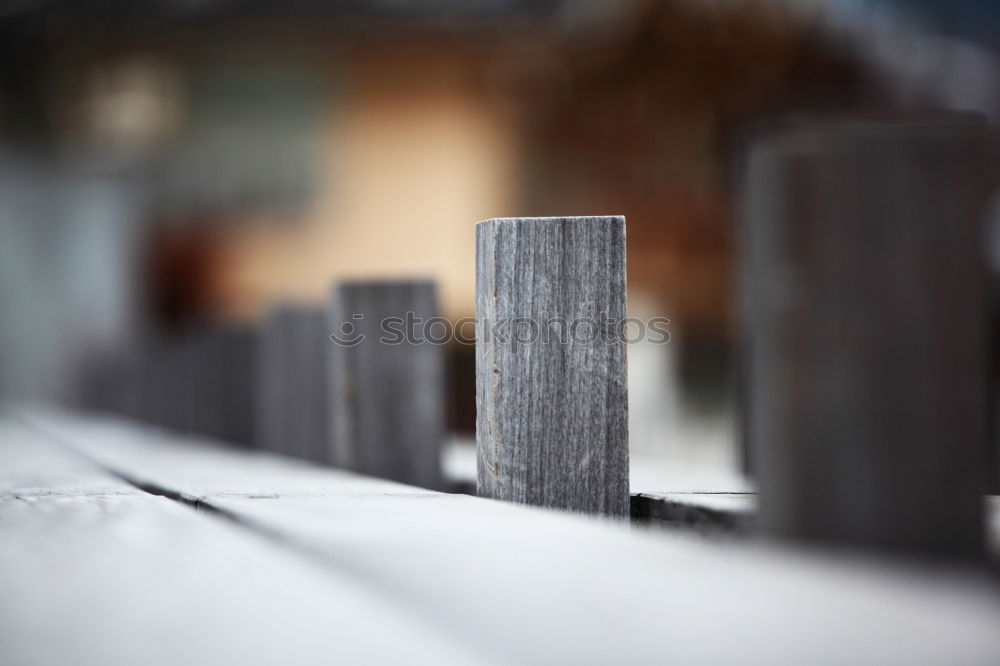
[173,333,208,437]
[213,324,257,447]
[256,305,329,461]
[328,280,445,489]
[740,115,990,558]
[476,216,629,517]
[144,325,256,446]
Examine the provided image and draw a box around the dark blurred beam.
[256,304,329,462]
[328,280,445,489]
[740,114,991,559]
[0,0,571,24]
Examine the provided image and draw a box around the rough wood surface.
[256,304,330,462]
[741,115,991,558]
[328,280,445,489]
[0,414,486,666]
[27,409,1000,666]
[476,216,628,516]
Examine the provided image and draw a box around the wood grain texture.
[256,304,330,462]
[329,281,445,490]
[2,414,486,666]
[29,409,1000,666]
[740,115,990,557]
[476,216,628,516]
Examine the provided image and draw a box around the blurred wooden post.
[476,216,629,517]
[328,281,445,489]
[213,324,257,447]
[257,305,329,461]
[988,207,1000,497]
[741,115,990,557]
[155,325,256,446]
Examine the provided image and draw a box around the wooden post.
[328,280,445,489]
[153,325,256,447]
[476,216,629,516]
[987,210,1000,496]
[256,305,329,461]
[213,324,257,447]
[740,115,990,557]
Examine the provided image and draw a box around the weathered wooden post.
[476,216,629,516]
[328,280,445,489]
[256,305,329,461]
[740,115,990,557]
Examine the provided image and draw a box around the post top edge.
[265,301,324,317]
[476,215,625,226]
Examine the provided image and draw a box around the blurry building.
[2,0,999,442]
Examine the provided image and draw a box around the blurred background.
[3,0,1000,477]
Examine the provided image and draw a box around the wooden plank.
[0,414,493,666]
[740,115,990,558]
[476,216,629,516]
[0,421,138,499]
[31,415,436,501]
[33,408,1000,666]
[329,280,445,489]
[256,304,330,462]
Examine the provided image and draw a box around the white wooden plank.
[0,420,137,498]
[0,414,495,666]
[25,411,432,500]
[30,408,1000,666]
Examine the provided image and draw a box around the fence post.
[476,216,629,516]
[740,115,990,557]
[328,280,445,489]
[215,324,257,447]
[257,305,329,461]
[175,325,257,446]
